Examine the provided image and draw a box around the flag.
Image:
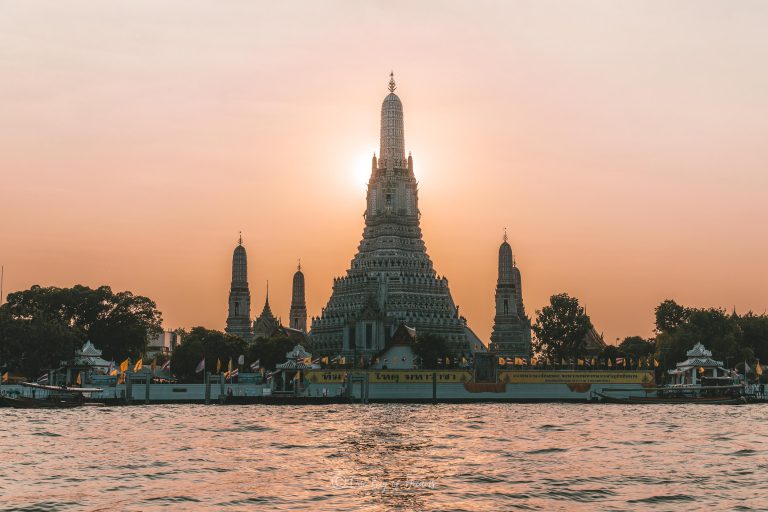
[591,357,597,367]
[134,359,143,372]
[583,358,591,367]
[161,360,171,371]
[530,357,537,366]
[339,356,346,365]
[293,371,300,381]
[654,358,660,368]
[514,357,523,365]
[616,357,624,367]
[151,358,157,374]
[698,366,705,374]
[607,359,613,368]
[312,357,321,364]
[36,373,49,384]
[216,358,221,373]
[228,368,239,381]
[498,356,505,365]
[109,369,118,376]
[757,360,763,376]
[117,373,125,384]
[1,372,8,383]
[120,358,129,373]
[561,358,567,366]
[76,372,81,385]
[577,358,584,366]
[303,356,312,365]
[250,359,260,371]
[195,358,206,373]
[238,354,245,366]
[321,356,329,365]
[228,357,233,374]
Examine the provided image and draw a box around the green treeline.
[0,285,162,378]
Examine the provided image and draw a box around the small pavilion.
[273,344,313,394]
[667,343,729,385]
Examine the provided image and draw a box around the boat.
[596,384,747,405]
[0,382,104,409]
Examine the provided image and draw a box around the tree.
[654,299,689,333]
[618,336,655,358]
[532,293,593,360]
[170,327,247,382]
[2,284,162,361]
[245,335,297,372]
[413,333,450,369]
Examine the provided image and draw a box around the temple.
[309,74,477,359]
[289,262,307,332]
[225,234,252,339]
[488,232,531,357]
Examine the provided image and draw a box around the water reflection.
[1,403,767,510]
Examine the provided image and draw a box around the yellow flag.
[120,359,129,373]
[134,359,143,372]
[303,356,312,365]
[216,358,221,373]
[561,358,567,366]
[607,359,613,368]
[1,372,8,383]
[109,369,118,376]
[756,361,763,376]
[293,371,300,381]
[698,366,705,373]
[76,372,82,385]
[654,358,660,368]
[339,356,346,365]
[591,357,597,366]
[577,358,584,366]
[228,358,233,373]
[117,373,125,384]
[321,356,329,364]
[151,358,157,374]
[531,357,537,366]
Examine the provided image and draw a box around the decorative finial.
[297,258,301,272]
[388,71,396,93]
[238,231,242,246]
[265,281,269,303]
[503,228,508,243]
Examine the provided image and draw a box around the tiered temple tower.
[310,74,473,358]
[489,232,531,357]
[289,262,307,332]
[225,234,252,339]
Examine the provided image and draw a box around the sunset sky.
[1,1,767,344]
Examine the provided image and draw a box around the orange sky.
[1,1,767,345]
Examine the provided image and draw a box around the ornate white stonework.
[310,75,473,358]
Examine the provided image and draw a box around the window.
[366,324,373,349]
[234,302,239,316]
[503,299,509,314]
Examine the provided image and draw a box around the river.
[1,403,766,510]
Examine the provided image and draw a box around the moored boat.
[0,382,104,409]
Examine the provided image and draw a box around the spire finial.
[503,227,508,243]
[238,231,242,246]
[388,71,396,93]
[265,281,269,304]
[297,258,301,272]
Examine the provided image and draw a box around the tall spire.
[226,237,251,339]
[379,71,405,168]
[290,260,307,332]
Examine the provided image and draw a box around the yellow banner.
[499,371,654,384]
[306,370,472,384]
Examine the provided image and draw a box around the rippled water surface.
[2,404,767,510]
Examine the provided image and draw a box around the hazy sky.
[1,1,767,344]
